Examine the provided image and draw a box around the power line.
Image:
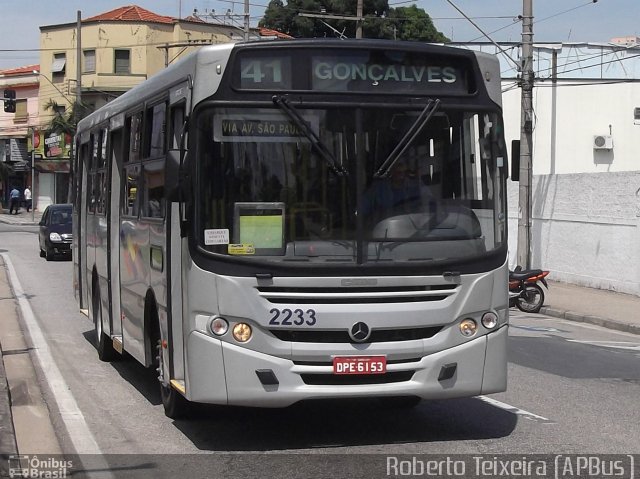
[442,0,520,69]
[549,52,640,76]
[468,17,522,43]
[534,0,599,26]
[537,47,639,77]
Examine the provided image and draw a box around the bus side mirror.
[510,140,520,182]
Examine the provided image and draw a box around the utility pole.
[517,0,534,269]
[76,11,82,122]
[356,0,363,39]
[298,0,365,39]
[244,0,250,41]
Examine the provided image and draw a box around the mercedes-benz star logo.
[349,322,371,343]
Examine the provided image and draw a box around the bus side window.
[88,133,100,214]
[141,160,165,219]
[145,101,167,159]
[123,165,140,217]
[128,112,142,163]
[169,103,185,150]
[78,141,90,208]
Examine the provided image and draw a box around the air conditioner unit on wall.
[593,135,613,150]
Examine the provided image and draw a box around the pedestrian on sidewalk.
[24,186,32,212]
[9,187,20,215]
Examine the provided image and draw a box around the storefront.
[0,137,30,208]
[29,129,71,209]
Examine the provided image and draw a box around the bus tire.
[378,396,422,409]
[93,284,117,362]
[160,381,191,419]
[156,340,191,419]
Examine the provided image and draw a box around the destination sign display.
[213,114,318,143]
[311,57,464,93]
[234,48,474,94]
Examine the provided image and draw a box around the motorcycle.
[509,267,549,313]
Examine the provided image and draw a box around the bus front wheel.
[160,382,191,419]
[157,340,191,419]
[93,285,117,362]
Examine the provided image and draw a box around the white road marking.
[2,254,113,478]
[476,395,555,423]
[565,339,640,351]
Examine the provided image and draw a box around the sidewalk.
[541,280,640,335]
[0,209,42,225]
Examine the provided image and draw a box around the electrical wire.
[534,0,599,27]
[442,0,520,69]
[468,17,522,43]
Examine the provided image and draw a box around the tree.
[43,99,80,137]
[387,5,449,43]
[259,0,448,42]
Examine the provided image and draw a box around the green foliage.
[387,5,450,43]
[259,0,449,42]
[43,100,78,136]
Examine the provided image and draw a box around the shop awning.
[35,159,70,173]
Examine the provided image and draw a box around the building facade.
[34,5,245,209]
[454,40,640,295]
[0,66,40,208]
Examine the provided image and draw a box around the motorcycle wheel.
[516,284,545,313]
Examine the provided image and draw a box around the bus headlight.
[481,312,499,329]
[209,316,229,336]
[232,323,252,342]
[459,318,478,337]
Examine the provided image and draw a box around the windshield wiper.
[272,95,348,177]
[374,99,441,178]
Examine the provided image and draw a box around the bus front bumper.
[185,325,508,407]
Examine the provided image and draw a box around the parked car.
[39,204,73,261]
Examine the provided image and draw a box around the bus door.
[107,114,125,342]
[163,81,190,386]
[77,134,91,310]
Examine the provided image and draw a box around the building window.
[14,99,28,123]
[114,49,130,75]
[51,53,66,81]
[83,50,96,73]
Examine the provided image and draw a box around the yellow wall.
[38,20,240,120]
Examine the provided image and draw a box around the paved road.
[1,223,638,478]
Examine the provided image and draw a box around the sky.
[1,0,639,70]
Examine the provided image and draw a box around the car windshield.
[195,105,507,267]
[50,208,72,225]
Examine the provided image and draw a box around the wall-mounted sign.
[29,129,72,158]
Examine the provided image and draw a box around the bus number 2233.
[269,308,317,326]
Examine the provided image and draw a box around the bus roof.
[77,39,500,133]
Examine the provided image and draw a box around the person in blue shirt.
[9,187,20,215]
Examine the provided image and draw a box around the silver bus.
[72,39,509,418]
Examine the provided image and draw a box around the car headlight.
[49,232,62,242]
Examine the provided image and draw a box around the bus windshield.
[196,104,506,266]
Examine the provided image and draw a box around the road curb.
[540,306,640,335]
[0,350,18,458]
[0,259,18,460]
